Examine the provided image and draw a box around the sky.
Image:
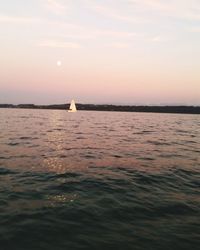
[0,0,200,105]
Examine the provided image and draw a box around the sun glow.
[57,61,62,67]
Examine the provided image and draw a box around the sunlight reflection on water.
[0,109,200,175]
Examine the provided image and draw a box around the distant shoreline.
[0,104,200,114]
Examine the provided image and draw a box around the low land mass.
[0,104,200,114]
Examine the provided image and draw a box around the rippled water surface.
[0,108,200,250]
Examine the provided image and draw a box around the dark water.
[0,109,200,250]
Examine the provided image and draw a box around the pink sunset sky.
[0,0,200,105]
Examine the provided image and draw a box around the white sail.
[68,99,77,112]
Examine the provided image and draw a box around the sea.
[0,108,199,250]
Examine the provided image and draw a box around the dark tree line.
[0,103,200,114]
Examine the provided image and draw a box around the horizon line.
[1,103,200,107]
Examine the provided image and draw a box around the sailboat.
[68,99,77,112]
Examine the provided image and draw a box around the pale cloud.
[57,28,142,40]
[189,27,200,32]
[87,3,148,23]
[150,36,163,42]
[94,30,138,38]
[0,13,83,31]
[0,14,40,23]
[129,0,174,12]
[129,0,200,21]
[61,34,95,40]
[109,42,130,48]
[45,0,67,15]
[38,40,81,48]
[0,12,142,42]
[85,0,199,25]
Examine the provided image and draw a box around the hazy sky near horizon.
[0,0,200,105]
